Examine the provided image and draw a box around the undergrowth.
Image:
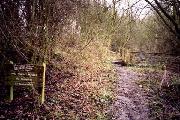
[0,40,117,120]
[135,67,180,120]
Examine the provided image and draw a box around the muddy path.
[111,65,150,120]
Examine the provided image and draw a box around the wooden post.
[124,49,126,62]
[124,49,127,62]
[41,63,46,104]
[126,49,130,64]
[125,49,127,63]
[10,85,13,101]
[122,48,124,61]
[125,49,127,62]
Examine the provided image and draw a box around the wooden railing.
[119,48,131,64]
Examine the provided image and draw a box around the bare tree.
[144,0,180,39]
[0,0,84,64]
[144,0,180,54]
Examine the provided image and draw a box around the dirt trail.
[111,65,149,120]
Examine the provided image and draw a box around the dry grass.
[134,67,180,120]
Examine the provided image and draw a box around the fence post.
[41,62,46,104]
[122,48,125,61]
[125,49,126,62]
[125,49,128,63]
[10,85,13,101]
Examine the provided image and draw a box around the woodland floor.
[110,65,180,120]
[1,64,180,119]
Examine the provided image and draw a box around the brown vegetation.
[0,0,180,119]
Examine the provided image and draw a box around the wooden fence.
[119,49,180,67]
[119,48,131,64]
